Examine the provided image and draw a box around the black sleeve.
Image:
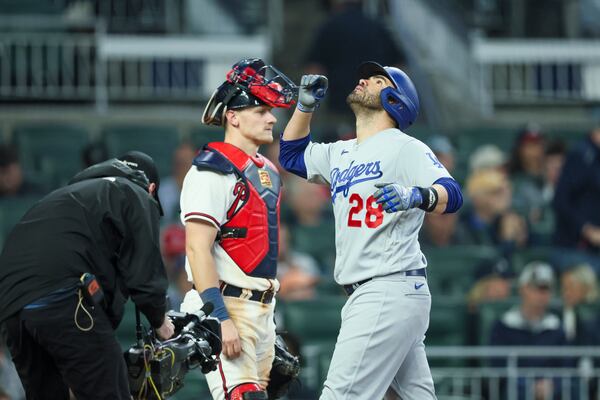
[115,182,168,328]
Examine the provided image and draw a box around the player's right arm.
[180,169,242,359]
[185,221,241,359]
[282,74,328,141]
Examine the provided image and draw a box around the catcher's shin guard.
[228,383,267,400]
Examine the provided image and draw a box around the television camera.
[124,302,221,399]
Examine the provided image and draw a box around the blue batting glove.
[373,183,423,213]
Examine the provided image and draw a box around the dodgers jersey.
[304,128,451,285]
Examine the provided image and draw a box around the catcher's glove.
[267,335,300,399]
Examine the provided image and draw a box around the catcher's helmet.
[358,61,419,130]
[202,58,297,126]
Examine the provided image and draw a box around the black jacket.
[553,136,600,252]
[0,159,168,328]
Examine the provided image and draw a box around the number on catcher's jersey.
[347,193,383,228]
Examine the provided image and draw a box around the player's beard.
[346,89,382,115]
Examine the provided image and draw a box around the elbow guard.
[279,135,310,178]
[434,177,463,214]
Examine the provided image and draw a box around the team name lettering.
[330,160,383,201]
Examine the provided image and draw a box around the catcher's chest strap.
[217,227,247,241]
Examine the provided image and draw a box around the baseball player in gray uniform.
[278,62,464,399]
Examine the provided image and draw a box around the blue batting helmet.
[358,61,419,130]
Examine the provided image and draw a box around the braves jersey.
[304,128,451,285]
[180,146,280,292]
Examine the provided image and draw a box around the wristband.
[297,102,316,113]
[417,186,439,212]
[199,287,230,322]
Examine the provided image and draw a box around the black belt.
[220,283,275,304]
[343,268,427,296]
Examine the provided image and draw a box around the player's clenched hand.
[220,319,242,359]
[373,183,423,213]
[297,74,328,113]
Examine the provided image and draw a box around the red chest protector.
[192,142,281,279]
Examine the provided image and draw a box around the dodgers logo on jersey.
[330,160,383,202]
[426,152,444,169]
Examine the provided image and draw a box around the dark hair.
[545,139,567,156]
[508,124,545,175]
[0,144,19,167]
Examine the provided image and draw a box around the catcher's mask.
[202,58,297,126]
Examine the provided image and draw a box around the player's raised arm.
[279,75,328,178]
[282,75,328,141]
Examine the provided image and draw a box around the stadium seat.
[423,245,500,296]
[12,123,91,188]
[427,295,468,347]
[512,246,554,273]
[188,125,225,150]
[279,296,345,391]
[315,279,345,296]
[452,126,517,155]
[545,127,588,148]
[102,125,181,179]
[281,297,345,343]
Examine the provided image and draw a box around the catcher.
[179,58,298,400]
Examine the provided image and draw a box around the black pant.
[2,294,130,400]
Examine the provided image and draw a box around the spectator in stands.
[466,257,515,346]
[426,135,455,173]
[558,262,599,398]
[530,139,567,244]
[304,0,406,133]
[158,141,196,224]
[508,125,546,224]
[285,176,336,274]
[553,125,600,271]
[460,169,528,257]
[420,212,464,247]
[542,140,567,202]
[0,144,44,197]
[560,263,598,346]
[81,141,109,168]
[489,261,566,400]
[276,224,321,301]
[469,144,507,172]
[468,257,514,312]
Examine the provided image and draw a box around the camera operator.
[0,151,175,400]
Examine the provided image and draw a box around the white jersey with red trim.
[180,167,279,292]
